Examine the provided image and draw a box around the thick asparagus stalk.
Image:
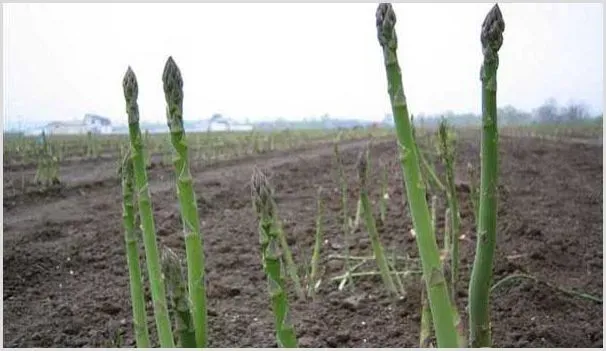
[468,4,505,347]
[376,4,458,347]
[162,56,208,348]
[120,148,151,348]
[251,168,298,348]
[123,67,175,348]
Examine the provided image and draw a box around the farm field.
[2,129,603,348]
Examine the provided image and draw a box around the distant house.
[45,121,90,135]
[42,114,113,135]
[83,114,112,134]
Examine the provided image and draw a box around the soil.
[3,133,603,348]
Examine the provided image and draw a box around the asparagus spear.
[376,4,458,347]
[251,167,298,348]
[162,56,208,348]
[119,148,151,348]
[468,4,505,347]
[123,67,175,348]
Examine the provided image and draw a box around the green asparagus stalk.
[376,4,458,347]
[251,167,298,348]
[162,56,208,348]
[468,4,505,347]
[161,247,197,348]
[357,148,398,296]
[119,148,151,348]
[308,186,324,298]
[122,67,175,348]
[438,118,461,303]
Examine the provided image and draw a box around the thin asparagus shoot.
[376,3,458,347]
[308,186,324,298]
[333,137,355,289]
[468,4,505,347]
[438,118,461,303]
[162,56,208,348]
[119,148,151,348]
[122,66,175,348]
[357,148,398,296]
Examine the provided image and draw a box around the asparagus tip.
[481,3,505,53]
[251,166,274,215]
[162,56,184,127]
[163,56,183,92]
[376,3,397,49]
[122,66,138,102]
[356,149,368,187]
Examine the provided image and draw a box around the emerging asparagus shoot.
[251,167,298,348]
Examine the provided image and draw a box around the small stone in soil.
[342,294,364,311]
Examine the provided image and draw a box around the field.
[2,126,603,348]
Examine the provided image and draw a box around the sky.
[2,3,604,129]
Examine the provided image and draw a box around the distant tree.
[560,102,590,121]
[534,98,560,123]
[498,105,531,126]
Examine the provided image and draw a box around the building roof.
[46,120,86,128]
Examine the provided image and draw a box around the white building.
[42,114,113,135]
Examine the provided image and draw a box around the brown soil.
[3,134,603,348]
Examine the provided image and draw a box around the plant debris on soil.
[3,134,603,348]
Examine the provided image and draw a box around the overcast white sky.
[3,3,603,127]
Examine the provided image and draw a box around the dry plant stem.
[163,57,208,347]
[358,149,398,296]
[376,3,458,347]
[120,149,151,348]
[469,4,505,347]
[161,247,197,348]
[251,168,298,348]
[331,269,422,282]
[491,273,603,303]
[123,67,175,348]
